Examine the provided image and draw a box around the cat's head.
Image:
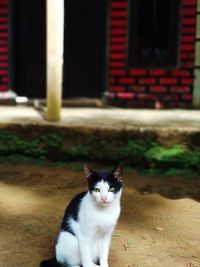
[84,165,122,207]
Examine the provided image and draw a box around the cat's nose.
[101,196,108,202]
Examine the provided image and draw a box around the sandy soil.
[0,163,200,267]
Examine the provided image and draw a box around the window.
[128,0,181,68]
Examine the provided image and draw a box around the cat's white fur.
[56,180,122,267]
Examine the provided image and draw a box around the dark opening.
[10,0,46,98]
[128,0,181,68]
[10,0,107,99]
[63,0,107,98]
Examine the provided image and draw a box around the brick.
[117,92,135,99]
[130,85,146,92]
[0,24,8,30]
[182,17,196,25]
[110,44,126,51]
[0,17,8,22]
[181,53,194,59]
[162,94,179,101]
[0,39,8,45]
[171,70,190,77]
[0,0,8,3]
[128,85,146,93]
[182,94,193,100]
[111,11,128,18]
[109,77,116,84]
[149,69,167,76]
[111,2,128,9]
[110,69,126,76]
[110,37,127,43]
[181,44,195,51]
[0,8,8,14]
[180,61,194,68]
[182,8,197,15]
[0,55,8,61]
[111,28,127,35]
[110,86,125,92]
[183,0,197,6]
[137,93,157,101]
[139,78,156,85]
[160,78,178,85]
[0,47,8,53]
[110,53,125,60]
[149,86,167,93]
[181,36,195,43]
[181,78,193,85]
[170,86,190,93]
[2,77,8,83]
[181,27,196,34]
[0,69,8,75]
[111,20,127,26]
[0,85,7,91]
[0,32,8,38]
[129,69,147,76]
[110,61,126,68]
[0,62,8,68]
[118,77,135,84]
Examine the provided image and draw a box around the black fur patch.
[39,257,63,267]
[60,192,87,235]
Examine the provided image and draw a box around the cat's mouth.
[100,200,109,206]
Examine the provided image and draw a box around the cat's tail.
[39,257,64,267]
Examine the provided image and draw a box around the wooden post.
[193,0,200,108]
[46,0,64,121]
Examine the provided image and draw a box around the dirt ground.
[0,163,200,267]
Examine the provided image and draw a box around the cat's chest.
[86,205,120,231]
[84,214,114,238]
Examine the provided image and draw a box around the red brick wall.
[0,0,8,92]
[107,0,197,108]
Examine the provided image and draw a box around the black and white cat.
[40,165,122,267]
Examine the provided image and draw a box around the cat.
[40,165,123,267]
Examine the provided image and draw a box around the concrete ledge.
[0,107,200,172]
[0,106,200,130]
[1,107,200,146]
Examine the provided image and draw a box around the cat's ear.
[84,165,95,179]
[111,164,123,182]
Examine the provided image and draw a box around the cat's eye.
[109,187,115,192]
[94,188,100,192]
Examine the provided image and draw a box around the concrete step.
[0,106,200,172]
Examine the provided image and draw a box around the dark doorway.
[10,0,46,98]
[63,0,107,98]
[10,0,107,99]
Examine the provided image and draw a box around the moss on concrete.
[0,126,200,175]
